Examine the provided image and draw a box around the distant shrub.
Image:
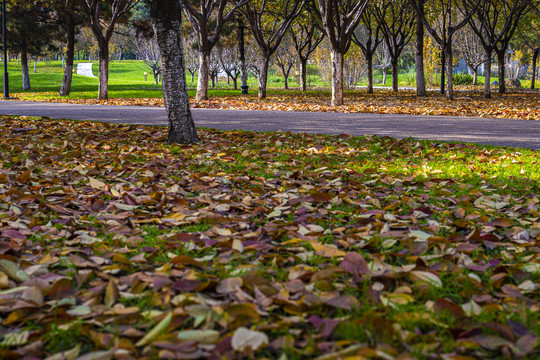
[453,73,474,85]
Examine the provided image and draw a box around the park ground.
[0,60,539,359]
[3,60,540,121]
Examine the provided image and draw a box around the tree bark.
[445,44,453,100]
[497,50,506,94]
[233,76,238,90]
[330,48,344,106]
[484,51,492,98]
[21,50,31,91]
[60,11,75,96]
[532,49,539,90]
[148,0,199,144]
[300,58,307,91]
[258,56,270,99]
[391,59,399,92]
[415,0,426,96]
[367,54,374,94]
[382,68,387,85]
[97,40,109,100]
[196,51,210,101]
[473,67,478,86]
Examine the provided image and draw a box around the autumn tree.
[352,2,387,94]
[290,3,325,91]
[54,0,81,96]
[516,9,540,88]
[409,0,476,100]
[219,45,241,89]
[465,0,529,96]
[132,19,161,84]
[180,0,248,101]
[67,0,138,99]
[145,0,199,144]
[454,24,487,85]
[316,0,370,106]
[375,0,415,92]
[275,36,297,89]
[244,0,306,99]
[414,0,427,96]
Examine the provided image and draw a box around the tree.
[70,0,139,100]
[316,0,370,106]
[180,0,248,101]
[414,0,427,96]
[375,0,415,92]
[290,3,325,91]
[244,0,306,99]
[146,0,199,144]
[454,24,487,85]
[516,9,540,88]
[208,49,221,88]
[133,19,162,84]
[374,41,392,84]
[465,0,529,96]
[54,0,80,96]
[352,2,386,94]
[219,44,241,89]
[275,36,297,89]
[183,32,199,83]
[2,2,59,91]
[409,0,477,100]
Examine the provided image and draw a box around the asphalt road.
[1,100,538,150]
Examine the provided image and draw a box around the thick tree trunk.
[300,58,308,91]
[211,73,215,88]
[484,51,492,98]
[366,54,374,94]
[21,50,31,91]
[258,56,270,99]
[282,68,289,90]
[532,49,539,90]
[330,48,344,106]
[60,12,75,96]
[497,50,506,94]
[445,44,453,100]
[97,41,109,100]
[473,67,478,86]
[233,76,238,90]
[391,59,399,92]
[148,0,199,144]
[415,0,426,96]
[238,19,248,92]
[196,51,210,101]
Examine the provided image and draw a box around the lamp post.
[2,0,9,99]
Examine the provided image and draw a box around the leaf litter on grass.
[0,115,539,359]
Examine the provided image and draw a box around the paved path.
[1,100,538,149]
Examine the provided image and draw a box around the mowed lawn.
[0,115,538,359]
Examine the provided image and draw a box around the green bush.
[453,72,474,85]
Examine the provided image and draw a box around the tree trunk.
[33,58,38,73]
[154,72,159,84]
[300,58,308,91]
[391,59,399,92]
[60,12,75,96]
[190,71,195,83]
[148,0,199,144]
[415,0,426,96]
[497,50,506,94]
[532,48,539,90]
[211,73,215,88]
[445,44,453,100]
[330,48,344,106]
[233,76,238,90]
[382,68,387,85]
[196,50,210,101]
[473,67,478,86]
[21,50,31,91]
[238,19,248,92]
[97,40,109,100]
[282,68,289,90]
[258,56,270,99]
[367,54,374,94]
[440,49,445,94]
[484,51,492,98]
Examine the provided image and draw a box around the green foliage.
[453,72,474,85]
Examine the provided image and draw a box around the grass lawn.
[0,115,538,359]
